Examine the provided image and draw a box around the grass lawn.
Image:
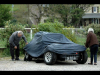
[0,39,7,48]
[75,34,86,45]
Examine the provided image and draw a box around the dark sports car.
[23,31,88,65]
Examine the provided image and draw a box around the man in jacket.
[85,28,99,65]
[9,31,28,61]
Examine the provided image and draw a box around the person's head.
[88,28,94,33]
[17,31,23,37]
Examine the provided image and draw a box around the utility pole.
[28,4,32,39]
[12,4,14,16]
[28,4,29,25]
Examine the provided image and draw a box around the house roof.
[82,13,100,18]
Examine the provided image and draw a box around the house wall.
[85,4,100,13]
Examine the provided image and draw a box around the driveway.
[0,56,100,71]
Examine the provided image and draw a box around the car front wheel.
[44,51,57,65]
[24,52,32,61]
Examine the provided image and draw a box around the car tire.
[76,51,88,64]
[44,51,57,65]
[24,52,32,61]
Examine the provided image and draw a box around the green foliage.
[76,29,86,35]
[2,48,10,57]
[62,29,77,43]
[84,23,100,35]
[84,23,100,46]
[10,19,17,24]
[48,4,91,27]
[0,4,12,27]
[38,20,64,33]
[70,5,84,26]
[49,4,71,26]
[0,38,7,48]
[44,17,55,23]
[37,20,77,43]
[0,20,28,55]
[4,4,29,25]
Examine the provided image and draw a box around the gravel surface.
[0,56,100,71]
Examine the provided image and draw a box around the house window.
[93,7,96,12]
[92,7,97,13]
[92,7,99,13]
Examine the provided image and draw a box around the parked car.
[23,31,88,65]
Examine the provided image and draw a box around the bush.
[37,20,77,43]
[38,20,64,32]
[0,20,28,55]
[84,23,100,35]
[84,24,100,47]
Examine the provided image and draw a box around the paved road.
[0,57,100,71]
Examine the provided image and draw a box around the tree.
[47,4,93,27]
[50,4,71,26]
[29,4,43,25]
[0,4,12,27]
[46,4,71,25]
[29,4,50,25]
[13,4,29,25]
[70,4,92,27]
[28,4,93,27]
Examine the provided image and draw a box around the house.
[81,4,100,26]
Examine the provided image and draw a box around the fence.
[0,28,86,39]
[0,28,85,39]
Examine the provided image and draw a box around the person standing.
[85,28,99,65]
[9,31,28,61]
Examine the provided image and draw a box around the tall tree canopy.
[0,4,12,27]
[46,4,92,27]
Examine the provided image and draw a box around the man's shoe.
[12,59,15,61]
[94,63,97,65]
[15,58,19,60]
[15,58,21,61]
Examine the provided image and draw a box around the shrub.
[76,29,86,35]
[38,20,64,33]
[84,23,100,35]
[0,20,29,55]
[38,20,77,43]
